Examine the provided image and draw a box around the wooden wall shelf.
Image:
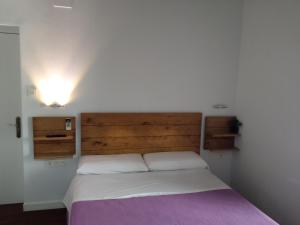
[34,136,74,142]
[33,117,76,159]
[211,133,240,138]
[204,116,240,151]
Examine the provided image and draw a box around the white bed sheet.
[63,168,229,212]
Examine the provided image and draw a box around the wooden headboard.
[81,113,202,155]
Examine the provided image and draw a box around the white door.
[0,26,23,204]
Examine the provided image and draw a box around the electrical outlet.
[48,160,66,167]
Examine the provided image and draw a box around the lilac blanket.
[70,189,278,225]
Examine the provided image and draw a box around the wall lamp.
[38,76,73,108]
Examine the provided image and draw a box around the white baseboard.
[23,200,65,211]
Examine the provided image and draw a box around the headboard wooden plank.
[81,113,202,155]
[81,125,200,138]
[81,113,201,126]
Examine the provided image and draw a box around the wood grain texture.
[204,116,237,150]
[81,113,202,155]
[33,117,76,159]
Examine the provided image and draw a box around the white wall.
[232,1,300,225]
[0,0,242,207]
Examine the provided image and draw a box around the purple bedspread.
[70,189,278,225]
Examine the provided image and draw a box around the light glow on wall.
[38,76,74,106]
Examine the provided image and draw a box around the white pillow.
[77,154,149,174]
[143,151,209,171]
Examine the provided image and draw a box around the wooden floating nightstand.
[204,116,241,151]
[211,133,240,138]
[33,117,76,159]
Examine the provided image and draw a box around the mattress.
[64,168,278,225]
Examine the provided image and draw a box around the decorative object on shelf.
[230,117,242,134]
[33,117,76,159]
[204,116,241,151]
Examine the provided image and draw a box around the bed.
[64,113,278,225]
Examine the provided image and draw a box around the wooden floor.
[0,204,67,225]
